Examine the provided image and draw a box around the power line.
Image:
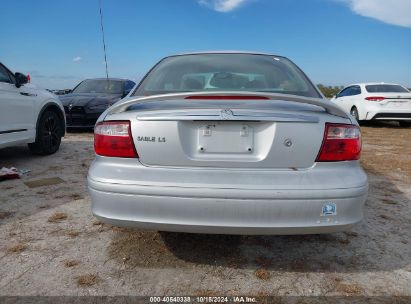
[99,0,109,80]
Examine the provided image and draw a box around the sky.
[1,0,410,89]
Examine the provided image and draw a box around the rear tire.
[350,107,360,122]
[28,110,62,155]
[399,121,411,127]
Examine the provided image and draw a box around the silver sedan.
[88,52,368,235]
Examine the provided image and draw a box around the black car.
[60,78,136,128]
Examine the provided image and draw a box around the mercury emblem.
[220,109,233,120]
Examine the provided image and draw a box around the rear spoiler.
[107,91,349,118]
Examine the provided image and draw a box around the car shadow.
[107,170,410,273]
[360,120,409,129]
[66,128,94,133]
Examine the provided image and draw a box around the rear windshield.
[133,54,322,98]
[365,84,409,93]
[73,79,123,94]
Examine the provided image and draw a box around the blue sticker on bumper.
[322,203,337,216]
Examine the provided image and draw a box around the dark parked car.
[60,78,136,128]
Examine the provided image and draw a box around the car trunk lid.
[120,97,349,169]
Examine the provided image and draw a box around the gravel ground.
[0,123,410,297]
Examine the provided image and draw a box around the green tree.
[317,84,342,98]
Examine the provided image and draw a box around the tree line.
[317,84,344,98]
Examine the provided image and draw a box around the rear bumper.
[88,159,368,235]
[89,185,367,235]
[365,109,411,120]
[64,108,101,128]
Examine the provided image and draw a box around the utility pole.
[99,0,109,80]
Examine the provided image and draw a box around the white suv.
[0,62,65,154]
[331,83,411,127]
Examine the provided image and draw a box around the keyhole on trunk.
[284,139,293,147]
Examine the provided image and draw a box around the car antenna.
[98,0,109,81]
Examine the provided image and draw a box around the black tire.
[399,121,411,127]
[28,110,62,155]
[350,107,360,122]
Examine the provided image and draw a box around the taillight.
[365,96,385,101]
[316,123,361,162]
[94,121,138,158]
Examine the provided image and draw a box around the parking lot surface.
[0,123,410,296]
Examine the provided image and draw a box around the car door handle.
[20,92,37,97]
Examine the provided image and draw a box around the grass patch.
[67,231,80,238]
[8,243,27,253]
[48,212,68,223]
[64,259,80,268]
[77,274,99,287]
[335,282,364,295]
[381,199,397,205]
[70,193,83,200]
[255,268,271,280]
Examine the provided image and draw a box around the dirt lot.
[0,123,410,297]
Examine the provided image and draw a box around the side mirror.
[15,72,28,88]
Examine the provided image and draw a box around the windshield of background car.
[73,80,123,94]
[365,84,409,93]
[133,54,322,98]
